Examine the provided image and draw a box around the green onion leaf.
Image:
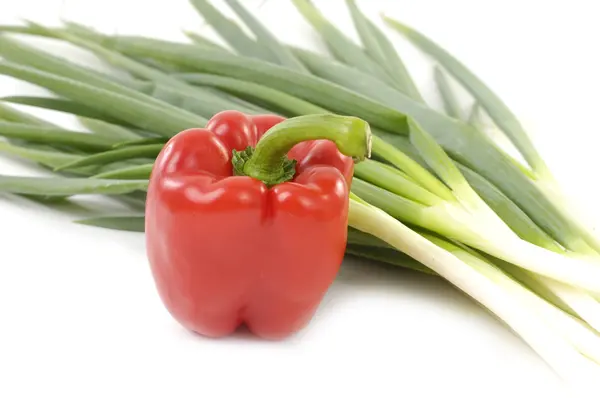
[0,121,124,151]
[291,0,393,85]
[353,159,443,206]
[0,102,55,126]
[347,227,392,248]
[0,140,81,169]
[2,96,125,125]
[434,66,463,119]
[345,244,435,275]
[0,34,208,131]
[54,144,163,171]
[92,163,154,179]
[183,30,229,52]
[103,36,409,133]
[0,61,206,136]
[31,22,259,118]
[371,136,455,202]
[383,16,548,174]
[131,80,262,117]
[0,24,47,35]
[345,0,423,101]
[112,137,166,148]
[222,0,308,72]
[350,178,433,231]
[74,215,145,232]
[0,34,141,97]
[457,163,563,252]
[77,117,143,141]
[0,175,148,196]
[176,73,329,116]
[467,102,483,127]
[189,0,273,60]
[407,119,475,202]
[289,46,403,104]
[46,22,254,114]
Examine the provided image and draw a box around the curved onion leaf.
[223,0,308,72]
[345,0,423,100]
[407,118,475,202]
[92,163,154,179]
[291,0,393,85]
[37,22,253,115]
[457,163,563,252]
[0,121,123,151]
[104,37,410,133]
[0,140,81,168]
[0,175,148,196]
[184,30,229,51]
[0,34,148,100]
[75,215,145,232]
[77,117,142,141]
[0,61,206,136]
[175,73,329,116]
[383,16,547,174]
[132,80,262,117]
[55,144,163,171]
[467,102,484,127]
[0,102,55,126]
[0,25,45,35]
[347,227,391,248]
[2,96,126,125]
[345,244,435,275]
[353,159,442,206]
[0,35,208,132]
[189,0,273,60]
[290,46,412,106]
[112,137,166,148]
[434,67,463,119]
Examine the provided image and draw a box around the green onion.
[99,33,592,253]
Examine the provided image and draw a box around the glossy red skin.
[145,111,354,339]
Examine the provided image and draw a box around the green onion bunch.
[0,0,599,387]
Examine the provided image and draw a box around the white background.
[1,1,599,397]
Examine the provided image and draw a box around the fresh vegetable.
[0,0,599,388]
[146,111,370,339]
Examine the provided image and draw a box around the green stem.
[238,114,372,186]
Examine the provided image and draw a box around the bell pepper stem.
[239,114,372,186]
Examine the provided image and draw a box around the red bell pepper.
[145,110,371,339]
